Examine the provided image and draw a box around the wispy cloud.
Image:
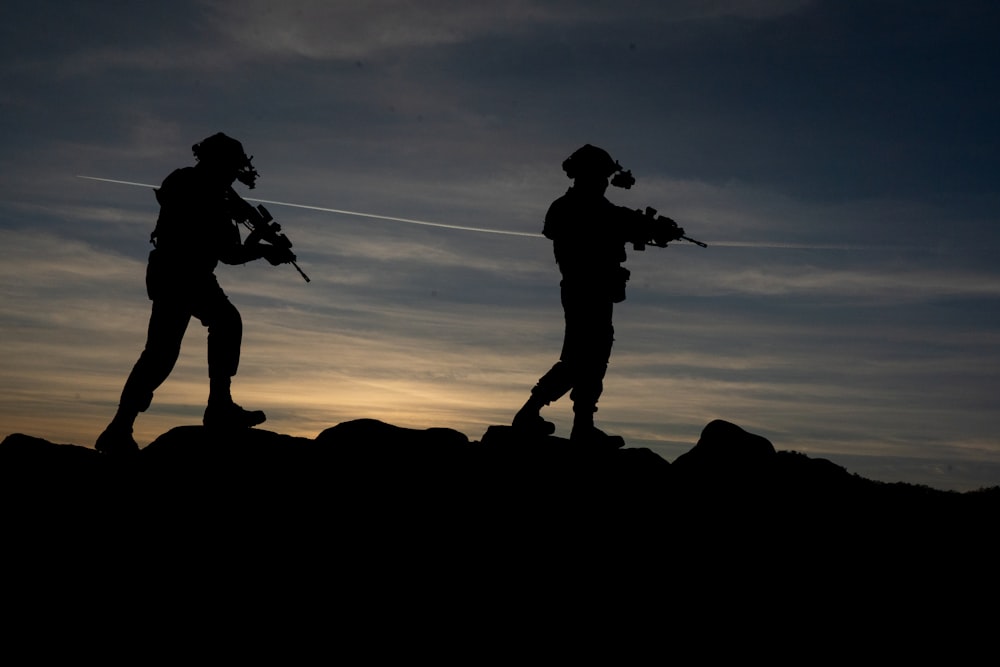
[202,0,815,61]
[682,263,1000,300]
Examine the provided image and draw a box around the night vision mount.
[610,167,635,189]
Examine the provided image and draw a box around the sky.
[2,0,999,491]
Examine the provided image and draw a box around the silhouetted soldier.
[96,133,296,456]
[512,144,685,445]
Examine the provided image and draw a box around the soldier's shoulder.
[159,166,200,191]
[158,166,214,203]
[546,189,579,215]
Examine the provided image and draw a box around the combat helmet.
[192,132,259,188]
[562,144,634,188]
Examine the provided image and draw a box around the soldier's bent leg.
[97,300,191,455]
[563,308,614,442]
[117,299,193,418]
[188,279,242,403]
[193,286,265,428]
[512,362,572,434]
[569,361,622,447]
[569,363,607,424]
[196,291,242,388]
[532,361,575,405]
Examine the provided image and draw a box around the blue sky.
[2,1,999,490]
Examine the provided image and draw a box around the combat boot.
[512,391,557,436]
[511,411,557,437]
[570,411,624,450]
[203,401,266,429]
[570,424,625,450]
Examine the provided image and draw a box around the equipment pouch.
[612,266,630,303]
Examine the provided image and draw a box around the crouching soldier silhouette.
[96,133,296,455]
[512,144,686,446]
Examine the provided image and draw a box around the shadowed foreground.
[4,418,995,551]
[2,418,996,645]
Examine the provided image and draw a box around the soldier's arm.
[217,223,267,265]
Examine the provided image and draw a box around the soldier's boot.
[570,408,624,450]
[203,400,267,429]
[204,375,266,429]
[512,393,556,436]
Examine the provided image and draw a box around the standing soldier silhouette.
[512,144,686,445]
[96,133,296,455]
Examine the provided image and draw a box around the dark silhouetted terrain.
[3,418,996,644]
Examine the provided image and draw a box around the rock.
[673,419,776,470]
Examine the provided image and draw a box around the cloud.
[202,0,815,62]
[12,0,817,80]
[681,263,1000,301]
[0,230,140,293]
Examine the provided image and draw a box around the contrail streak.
[704,241,864,250]
[251,197,544,238]
[77,175,541,238]
[78,175,855,249]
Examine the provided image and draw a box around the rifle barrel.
[292,261,311,282]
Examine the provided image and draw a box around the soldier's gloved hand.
[653,216,684,246]
[663,217,685,241]
[261,245,297,266]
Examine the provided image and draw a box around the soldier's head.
[192,132,259,188]
[562,144,634,193]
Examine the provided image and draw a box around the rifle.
[632,206,707,250]
[227,188,311,282]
